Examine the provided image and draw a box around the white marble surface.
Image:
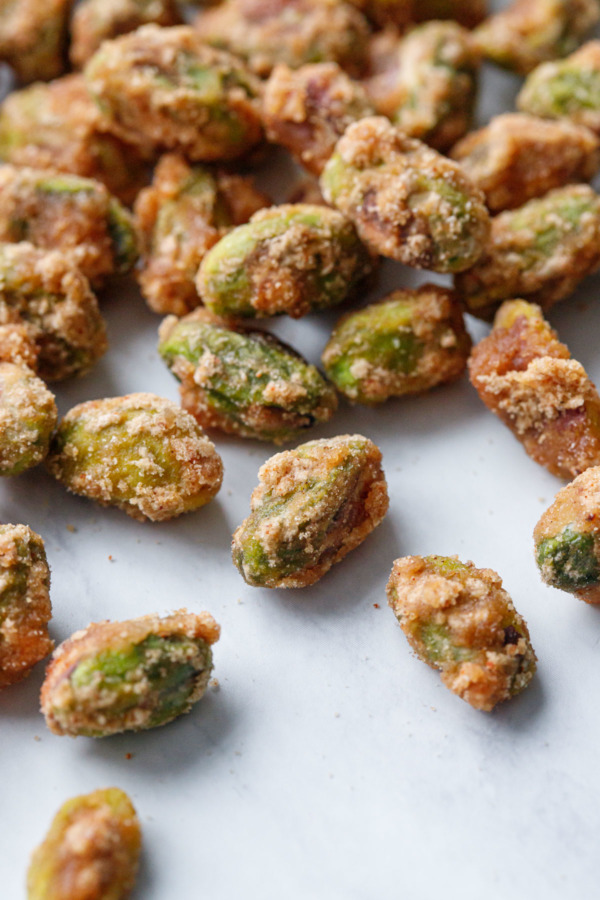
[4,8,600,898]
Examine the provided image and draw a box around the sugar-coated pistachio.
[0,0,70,84]
[451,113,600,213]
[517,40,600,134]
[0,524,52,689]
[70,0,182,68]
[365,22,480,152]
[387,555,536,711]
[233,434,389,588]
[27,788,141,900]
[0,75,152,205]
[320,117,490,272]
[195,0,371,78]
[473,0,600,75]
[0,242,107,382]
[0,166,139,286]
[263,63,374,176]
[456,185,600,320]
[46,393,223,522]
[41,610,220,737]
[322,285,471,404]
[197,203,373,319]
[0,363,57,476]
[350,0,486,29]
[159,308,338,443]
[135,154,268,316]
[469,300,600,479]
[85,25,264,162]
[534,467,600,602]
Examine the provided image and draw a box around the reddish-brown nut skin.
[451,113,600,213]
[350,0,487,29]
[469,300,600,479]
[263,63,375,176]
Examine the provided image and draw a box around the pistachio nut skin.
[41,610,220,738]
[46,393,223,522]
[534,466,600,603]
[158,309,338,443]
[0,363,57,476]
[197,203,374,319]
[0,524,52,689]
[349,0,486,29]
[322,285,471,404]
[27,787,141,900]
[386,555,537,711]
[232,434,389,588]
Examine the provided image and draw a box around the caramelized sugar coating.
[469,300,600,479]
[350,0,486,29]
[387,555,536,711]
[0,0,71,84]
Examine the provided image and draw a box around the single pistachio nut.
[134,153,268,316]
[320,116,490,272]
[473,0,600,75]
[0,524,52,689]
[387,555,537,711]
[46,393,223,522]
[322,285,471,404]
[159,308,338,443]
[84,25,264,162]
[27,787,141,900]
[232,434,389,588]
[534,466,600,602]
[0,0,71,84]
[41,610,220,737]
[0,363,57,476]
[469,299,600,479]
[0,242,107,382]
[197,203,373,319]
[456,184,600,320]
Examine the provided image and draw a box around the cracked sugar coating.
[0,363,57,476]
[0,524,52,689]
[0,0,70,84]
[70,0,182,68]
[0,242,107,382]
[232,434,389,588]
[517,40,600,134]
[320,117,490,272]
[159,308,337,443]
[41,610,220,737]
[451,113,600,213]
[263,62,374,177]
[197,203,374,319]
[135,154,268,316]
[84,25,264,163]
[365,21,480,153]
[46,393,223,522]
[0,75,151,206]
[469,300,600,479]
[455,184,600,320]
[387,555,536,711]
[195,0,371,79]
[322,284,471,404]
[27,787,141,900]
[534,467,600,603]
[0,166,139,287]
[473,0,600,75]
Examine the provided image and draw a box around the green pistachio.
[536,526,599,590]
[0,363,57,476]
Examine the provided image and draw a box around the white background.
[4,2,600,897]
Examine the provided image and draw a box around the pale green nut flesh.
[197,203,373,319]
[27,787,141,899]
[46,393,223,522]
[41,611,220,737]
[386,555,537,711]
[536,526,600,591]
[321,285,471,404]
[232,434,389,588]
[517,42,600,128]
[158,310,338,442]
[0,363,57,476]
